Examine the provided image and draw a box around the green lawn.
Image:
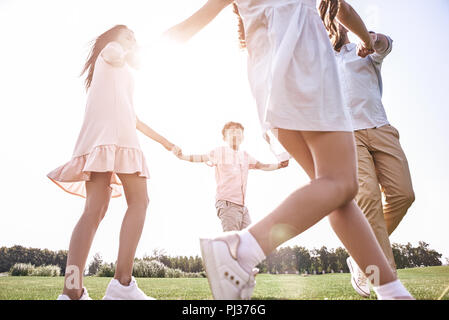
[0,266,448,300]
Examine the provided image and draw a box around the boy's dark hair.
[222,122,244,138]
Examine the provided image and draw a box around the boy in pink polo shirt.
[174,122,289,231]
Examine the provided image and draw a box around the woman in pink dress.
[47,25,177,300]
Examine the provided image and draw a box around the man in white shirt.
[334,24,415,297]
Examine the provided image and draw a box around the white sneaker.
[346,257,371,298]
[102,276,155,300]
[57,287,92,300]
[200,232,258,300]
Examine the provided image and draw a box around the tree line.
[0,241,443,276]
[0,246,67,275]
[257,241,442,274]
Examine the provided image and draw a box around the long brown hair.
[319,0,345,51]
[232,3,246,49]
[80,25,128,91]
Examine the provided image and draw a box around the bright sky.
[0,0,448,266]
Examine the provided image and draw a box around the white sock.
[373,279,412,300]
[237,229,266,274]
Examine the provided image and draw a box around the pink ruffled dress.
[47,42,149,198]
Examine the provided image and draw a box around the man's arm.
[368,32,393,65]
[371,32,390,54]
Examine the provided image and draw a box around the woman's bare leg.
[249,130,358,253]
[114,173,149,285]
[62,172,112,299]
[249,129,395,285]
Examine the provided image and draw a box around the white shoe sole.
[102,295,122,300]
[347,259,370,298]
[201,238,235,300]
[102,294,155,300]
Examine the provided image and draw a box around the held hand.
[163,142,175,152]
[171,145,183,158]
[278,160,289,169]
[357,37,375,58]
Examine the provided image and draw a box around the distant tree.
[315,247,331,273]
[293,246,311,273]
[392,243,410,269]
[0,245,68,274]
[415,241,442,267]
[87,253,103,276]
[334,247,349,272]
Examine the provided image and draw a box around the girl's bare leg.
[114,173,149,285]
[249,129,395,285]
[62,172,112,299]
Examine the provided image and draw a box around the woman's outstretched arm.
[136,117,175,151]
[164,0,233,42]
[337,0,373,52]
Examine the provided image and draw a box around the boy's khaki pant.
[216,200,252,232]
[355,124,415,272]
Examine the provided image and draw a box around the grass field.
[0,266,448,300]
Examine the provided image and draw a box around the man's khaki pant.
[355,124,415,272]
[216,200,252,232]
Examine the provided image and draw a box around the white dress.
[235,0,352,133]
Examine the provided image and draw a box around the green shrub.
[9,263,35,276]
[165,267,183,278]
[95,259,205,278]
[132,260,166,278]
[32,265,61,277]
[183,271,205,278]
[0,246,68,274]
[96,263,115,277]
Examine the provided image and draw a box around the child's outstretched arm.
[136,117,176,151]
[164,0,233,43]
[173,148,210,163]
[255,160,289,172]
[337,0,374,56]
